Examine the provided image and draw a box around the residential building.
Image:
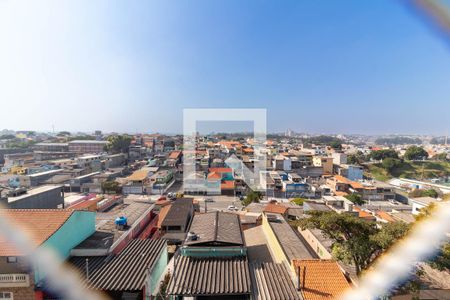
[0,209,95,299]
[159,198,194,241]
[33,143,68,152]
[73,239,168,300]
[68,140,108,154]
[0,185,64,209]
[332,152,348,165]
[312,156,333,175]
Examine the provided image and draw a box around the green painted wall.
[147,249,168,297]
[35,211,96,283]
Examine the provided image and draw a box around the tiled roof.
[207,172,221,179]
[127,168,150,181]
[250,262,301,300]
[221,180,235,190]
[334,175,352,184]
[167,256,251,296]
[353,207,375,220]
[208,167,232,173]
[264,203,288,214]
[157,204,172,229]
[0,209,74,256]
[168,150,182,159]
[376,210,395,223]
[293,259,351,300]
[87,239,166,291]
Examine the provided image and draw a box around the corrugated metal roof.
[167,256,251,296]
[250,262,301,300]
[69,256,108,277]
[266,213,316,262]
[185,211,244,246]
[86,239,166,291]
[160,198,193,227]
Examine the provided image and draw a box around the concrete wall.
[261,214,289,267]
[6,187,64,209]
[298,229,332,259]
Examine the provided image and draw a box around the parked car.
[205,198,214,202]
[227,205,238,211]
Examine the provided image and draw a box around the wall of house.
[298,229,332,259]
[0,256,29,274]
[147,248,168,297]
[346,166,363,181]
[7,187,64,209]
[0,257,35,299]
[261,214,288,267]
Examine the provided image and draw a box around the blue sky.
[1,0,449,135]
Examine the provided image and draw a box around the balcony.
[0,273,30,287]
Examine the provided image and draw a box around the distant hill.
[367,161,450,182]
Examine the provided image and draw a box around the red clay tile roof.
[168,150,182,159]
[263,203,289,214]
[221,180,235,190]
[334,191,349,197]
[69,199,99,210]
[157,204,172,229]
[0,209,74,256]
[207,172,222,179]
[293,259,351,300]
[334,175,352,184]
[209,167,232,173]
[353,207,374,219]
[376,210,395,223]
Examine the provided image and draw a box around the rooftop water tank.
[115,216,127,226]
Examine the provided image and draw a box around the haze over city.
[1,0,450,134]
[1,2,450,300]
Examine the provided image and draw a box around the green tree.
[347,151,368,165]
[0,134,15,140]
[433,153,448,161]
[329,140,342,150]
[293,211,410,274]
[415,202,450,271]
[381,157,402,172]
[101,180,121,194]
[404,146,428,161]
[242,190,263,206]
[408,188,438,199]
[291,197,306,206]
[344,193,364,205]
[105,135,132,154]
[370,149,399,161]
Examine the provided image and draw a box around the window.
[6,257,17,263]
[0,292,13,300]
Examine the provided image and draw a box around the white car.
[227,205,238,211]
